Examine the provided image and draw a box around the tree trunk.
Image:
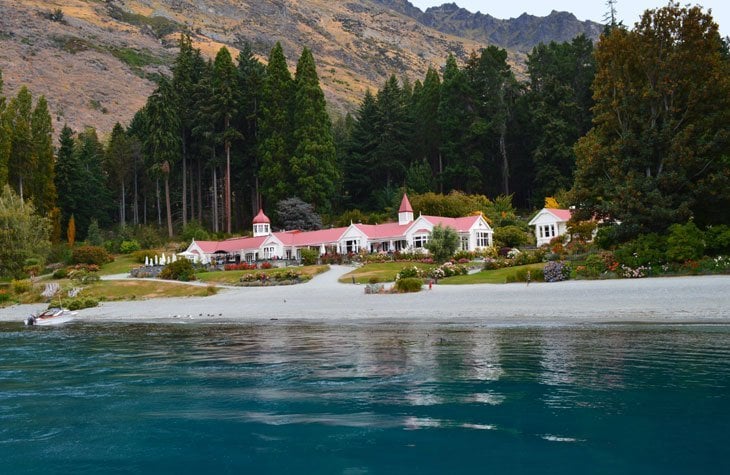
[181,134,187,227]
[120,182,126,228]
[500,119,509,196]
[197,157,203,223]
[133,164,139,225]
[164,174,173,238]
[156,179,162,227]
[213,166,219,233]
[225,140,231,234]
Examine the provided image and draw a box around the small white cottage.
[528,208,573,246]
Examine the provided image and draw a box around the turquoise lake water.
[1,322,728,474]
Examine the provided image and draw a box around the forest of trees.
[0,3,727,250]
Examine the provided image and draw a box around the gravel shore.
[2,266,729,325]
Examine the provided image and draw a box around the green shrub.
[666,222,705,263]
[394,277,423,293]
[72,245,113,266]
[52,268,68,279]
[594,226,620,250]
[300,249,318,266]
[159,259,196,281]
[583,253,608,277]
[0,289,10,303]
[11,279,32,294]
[61,297,98,311]
[119,240,141,254]
[180,220,210,242]
[505,267,544,283]
[86,219,103,246]
[615,233,667,268]
[494,225,531,248]
[705,225,730,255]
[132,249,158,264]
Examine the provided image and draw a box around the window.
[460,235,470,251]
[263,246,275,259]
[413,235,429,248]
[476,231,489,247]
[345,239,359,253]
[541,225,556,239]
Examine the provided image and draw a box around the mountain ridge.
[0,0,603,138]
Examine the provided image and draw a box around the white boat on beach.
[24,307,77,326]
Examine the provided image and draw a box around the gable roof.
[192,236,268,253]
[528,208,573,225]
[274,227,349,247]
[354,222,411,240]
[422,215,483,233]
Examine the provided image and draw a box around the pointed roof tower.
[398,194,414,225]
[252,209,271,237]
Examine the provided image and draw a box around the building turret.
[398,194,414,225]
[252,209,271,237]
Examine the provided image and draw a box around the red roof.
[545,208,572,222]
[253,209,270,224]
[398,194,413,213]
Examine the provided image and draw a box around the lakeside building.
[182,194,494,264]
[528,208,573,246]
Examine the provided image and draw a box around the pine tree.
[0,69,10,186]
[373,75,411,189]
[30,96,56,216]
[259,42,294,209]
[105,123,132,227]
[75,128,113,238]
[211,47,242,234]
[236,43,266,215]
[438,55,478,193]
[290,47,338,213]
[344,90,379,209]
[54,125,80,236]
[6,86,33,200]
[144,78,181,238]
[412,67,441,181]
[171,33,205,226]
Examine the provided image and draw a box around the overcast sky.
[408,1,729,36]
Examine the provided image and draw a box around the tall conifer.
[259,42,294,209]
[291,47,338,213]
[30,96,56,216]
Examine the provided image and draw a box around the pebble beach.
[1,265,729,325]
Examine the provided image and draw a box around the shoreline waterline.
[1,266,728,325]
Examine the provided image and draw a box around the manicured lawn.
[197,265,330,285]
[440,263,546,284]
[79,280,214,300]
[340,262,437,284]
[98,253,142,276]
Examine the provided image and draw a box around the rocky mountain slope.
[0,0,602,139]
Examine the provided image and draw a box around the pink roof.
[354,222,411,240]
[253,209,270,224]
[193,236,267,253]
[398,194,413,213]
[274,227,348,247]
[545,208,572,222]
[422,215,481,233]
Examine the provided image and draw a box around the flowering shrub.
[322,253,345,264]
[224,262,257,271]
[507,248,521,259]
[543,261,571,282]
[429,262,468,279]
[394,277,423,293]
[397,265,427,280]
[11,279,33,294]
[621,265,650,278]
[0,289,10,303]
[457,258,470,264]
[699,255,730,272]
[261,261,273,269]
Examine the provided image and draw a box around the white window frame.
[413,234,429,249]
[476,231,489,247]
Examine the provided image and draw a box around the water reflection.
[1,323,729,474]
